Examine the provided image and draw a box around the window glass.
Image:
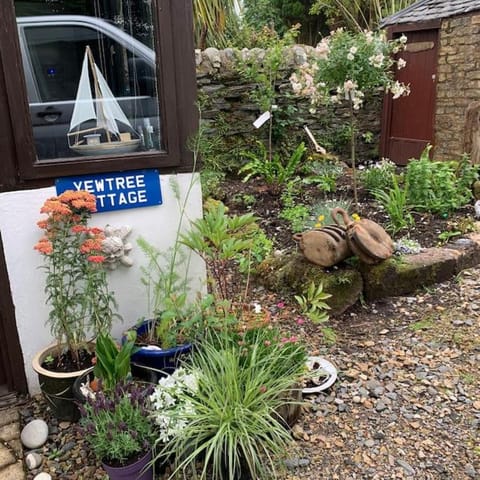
[15,1,162,161]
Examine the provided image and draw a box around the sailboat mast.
[86,45,112,143]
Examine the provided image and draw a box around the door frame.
[0,232,27,394]
[380,20,441,163]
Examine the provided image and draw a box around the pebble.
[33,474,52,480]
[396,458,415,476]
[21,419,49,449]
[284,457,311,469]
[25,452,43,469]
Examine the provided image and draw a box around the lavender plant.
[79,381,156,466]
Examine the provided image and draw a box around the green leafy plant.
[34,190,118,368]
[237,25,299,160]
[235,226,273,274]
[239,141,306,188]
[373,176,414,235]
[180,201,259,303]
[302,160,344,193]
[280,204,310,233]
[93,333,137,392]
[406,146,478,214]
[359,158,396,194]
[200,170,226,200]
[294,281,332,324]
[279,180,310,232]
[155,329,306,479]
[437,229,462,245]
[310,0,415,31]
[79,381,156,466]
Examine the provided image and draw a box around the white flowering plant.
[290,28,410,205]
[150,367,199,444]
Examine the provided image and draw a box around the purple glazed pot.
[102,450,153,480]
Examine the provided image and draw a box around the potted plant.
[78,380,156,480]
[129,199,262,377]
[73,331,137,402]
[32,190,118,420]
[154,328,307,480]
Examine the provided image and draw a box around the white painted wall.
[0,173,205,394]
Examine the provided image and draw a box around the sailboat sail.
[94,64,133,135]
[69,51,97,131]
[68,45,141,156]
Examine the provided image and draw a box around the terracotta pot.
[102,450,153,480]
[32,343,94,421]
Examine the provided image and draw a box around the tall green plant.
[239,141,306,187]
[237,25,299,161]
[310,0,415,31]
[179,202,259,303]
[405,146,478,214]
[373,176,414,235]
[193,0,239,48]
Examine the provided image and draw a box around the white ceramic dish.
[302,356,338,394]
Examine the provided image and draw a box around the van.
[17,15,159,160]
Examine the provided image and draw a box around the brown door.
[381,28,439,165]
[0,234,27,399]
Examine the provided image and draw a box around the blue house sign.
[55,169,162,213]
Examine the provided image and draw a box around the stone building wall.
[435,12,480,162]
[194,46,382,167]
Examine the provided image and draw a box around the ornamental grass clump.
[34,190,118,369]
[79,380,156,467]
[156,329,307,479]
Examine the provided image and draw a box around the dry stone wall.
[195,46,382,165]
[435,13,480,162]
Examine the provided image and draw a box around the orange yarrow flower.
[34,237,53,255]
[87,255,106,263]
[80,238,103,254]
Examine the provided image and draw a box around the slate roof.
[381,0,480,27]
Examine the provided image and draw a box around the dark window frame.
[0,0,197,191]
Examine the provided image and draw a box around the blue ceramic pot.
[127,320,192,381]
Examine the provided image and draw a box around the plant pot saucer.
[302,356,337,394]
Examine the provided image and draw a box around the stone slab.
[445,235,480,272]
[0,460,26,480]
[0,443,15,468]
[0,422,20,443]
[360,248,458,301]
[258,253,363,315]
[8,438,22,458]
[0,409,18,429]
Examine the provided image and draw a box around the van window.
[23,26,157,102]
[19,21,161,160]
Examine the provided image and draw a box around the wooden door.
[0,233,27,400]
[381,28,439,165]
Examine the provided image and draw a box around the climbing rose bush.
[35,190,117,366]
[290,28,410,111]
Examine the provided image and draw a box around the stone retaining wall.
[195,46,382,164]
[435,12,480,161]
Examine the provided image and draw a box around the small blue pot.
[127,320,192,382]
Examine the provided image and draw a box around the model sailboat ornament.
[67,46,141,156]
